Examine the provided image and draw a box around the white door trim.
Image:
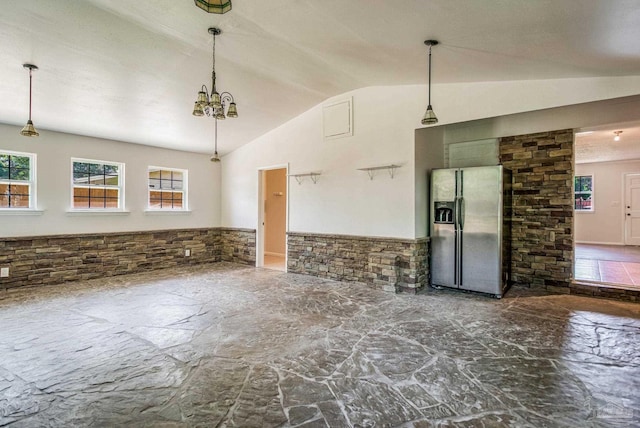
[624,173,640,246]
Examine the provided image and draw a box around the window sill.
[0,209,44,216]
[144,210,192,216]
[66,210,130,216]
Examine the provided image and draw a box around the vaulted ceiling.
[1,0,640,155]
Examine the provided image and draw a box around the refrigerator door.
[430,168,458,288]
[459,166,503,295]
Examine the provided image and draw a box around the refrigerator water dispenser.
[434,201,455,224]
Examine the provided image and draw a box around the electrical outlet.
[0,267,9,278]
[185,249,191,257]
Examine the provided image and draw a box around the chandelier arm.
[220,92,234,106]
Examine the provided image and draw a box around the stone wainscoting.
[0,227,256,291]
[220,228,257,265]
[499,129,574,292]
[287,232,429,293]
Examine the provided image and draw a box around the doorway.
[257,165,288,271]
[625,173,640,245]
[574,124,640,289]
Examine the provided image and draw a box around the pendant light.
[421,40,439,126]
[20,64,39,137]
[210,118,220,162]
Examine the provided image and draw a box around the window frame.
[70,158,125,211]
[574,174,594,212]
[0,150,37,210]
[147,166,188,211]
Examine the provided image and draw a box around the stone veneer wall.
[287,232,429,293]
[219,228,256,265]
[0,227,257,291]
[499,129,574,291]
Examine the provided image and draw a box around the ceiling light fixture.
[192,28,238,121]
[211,119,220,162]
[421,40,439,126]
[20,63,39,137]
[614,131,623,141]
[194,0,231,14]
[193,28,238,162]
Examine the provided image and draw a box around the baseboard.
[265,252,285,257]
[575,241,624,246]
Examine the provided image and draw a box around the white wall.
[223,76,640,240]
[0,124,220,238]
[222,86,421,239]
[575,160,640,245]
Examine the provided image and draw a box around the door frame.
[256,163,289,269]
[624,172,640,245]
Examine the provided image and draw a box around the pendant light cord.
[211,32,217,93]
[28,67,33,121]
[214,117,218,155]
[428,44,432,106]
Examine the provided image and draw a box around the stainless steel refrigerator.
[430,165,511,298]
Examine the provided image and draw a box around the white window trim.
[0,149,37,211]
[147,166,188,211]
[70,157,125,212]
[575,173,594,213]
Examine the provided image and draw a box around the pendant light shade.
[20,64,39,137]
[194,0,232,14]
[421,40,439,126]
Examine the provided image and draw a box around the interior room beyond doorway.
[261,168,287,272]
[574,122,640,288]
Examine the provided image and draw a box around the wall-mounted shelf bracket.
[358,164,401,180]
[288,172,320,184]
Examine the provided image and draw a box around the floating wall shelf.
[357,164,401,180]
[288,172,321,184]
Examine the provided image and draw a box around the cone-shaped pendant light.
[421,40,438,126]
[20,64,39,137]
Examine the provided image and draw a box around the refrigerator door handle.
[459,197,465,230]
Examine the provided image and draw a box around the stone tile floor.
[0,263,639,427]
[575,244,640,289]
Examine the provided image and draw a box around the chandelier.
[192,28,238,121]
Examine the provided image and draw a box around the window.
[574,175,593,211]
[0,150,36,209]
[148,167,187,210]
[72,159,124,210]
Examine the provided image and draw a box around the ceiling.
[575,121,640,164]
[1,0,640,155]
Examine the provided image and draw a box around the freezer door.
[459,166,503,295]
[430,168,458,288]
